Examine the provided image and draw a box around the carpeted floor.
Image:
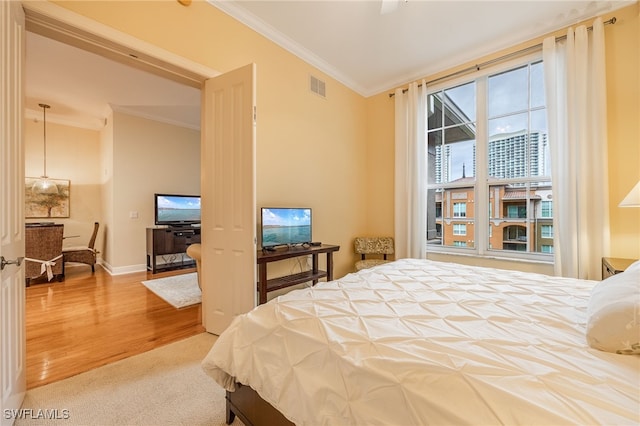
[16,333,242,425]
[141,272,201,309]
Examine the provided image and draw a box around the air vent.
[310,75,326,98]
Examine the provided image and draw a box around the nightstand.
[602,257,637,280]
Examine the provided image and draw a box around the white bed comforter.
[202,259,640,425]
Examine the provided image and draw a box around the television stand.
[256,244,340,305]
[146,227,201,273]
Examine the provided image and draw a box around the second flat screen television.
[155,193,201,226]
[261,207,311,248]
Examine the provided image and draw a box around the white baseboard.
[99,260,147,276]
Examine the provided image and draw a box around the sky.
[431,61,548,182]
[158,195,201,210]
[262,208,311,227]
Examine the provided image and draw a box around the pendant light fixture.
[32,103,58,194]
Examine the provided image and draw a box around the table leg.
[258,263,267,304]
[327,252,334,281]
[312,253,319,285]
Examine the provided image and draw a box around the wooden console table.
[146,227,201,273]
[256,244,340,305]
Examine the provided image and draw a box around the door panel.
[201,63,256,335]
[0,1,27,423]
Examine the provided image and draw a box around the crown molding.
[24,108,104,131]
[207,0,369,97]
[110,105,200,131]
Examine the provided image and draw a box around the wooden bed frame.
[226,383,294,426]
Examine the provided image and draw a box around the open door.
[0,1,27,423]
[201,63,257,335]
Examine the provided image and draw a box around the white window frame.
[541,224,554,238]
[426,51,552,263]
[541,244,554,253]
[453,223,466,236]
[453,202,466,217]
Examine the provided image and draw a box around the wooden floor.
[25,265,205,390]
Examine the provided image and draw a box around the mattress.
[202,259,640,425]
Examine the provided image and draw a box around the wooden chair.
[354,237,394,271]
[62,222,100,272]
[25,224,64,285]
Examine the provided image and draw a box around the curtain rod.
[388,17,616,97]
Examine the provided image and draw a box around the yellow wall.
[24,118,104,254]
[23,111,200,273]
[605,3,640,259]
[52,1,639,278]
[109,112,200,272]
[53,0,369,278]
[366,3,640,269]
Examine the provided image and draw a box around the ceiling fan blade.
[380,0,399,15]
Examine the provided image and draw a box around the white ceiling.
[25,0,635,130]
[215,0,633,96]
[25,31,202,131]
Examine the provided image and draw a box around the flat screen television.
[154,193,201,227]
[261,207,312,248]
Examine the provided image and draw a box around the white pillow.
[586,264,640,355]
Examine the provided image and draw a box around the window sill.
[426,250,555,275]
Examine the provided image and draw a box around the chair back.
[354,237,395,256]
[88,222,99,250]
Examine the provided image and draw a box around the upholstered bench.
[186,243,202,289]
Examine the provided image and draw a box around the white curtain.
[543,18,610,279]
[394,80,427,259]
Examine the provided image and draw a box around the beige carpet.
[17,333,242,425]
[141,273,201,309]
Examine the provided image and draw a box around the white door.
[201,63,257,335]
[0,1,27,424]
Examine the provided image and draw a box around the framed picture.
[25,178,70,218]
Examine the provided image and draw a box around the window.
[541,245,554,253]
[541,225,553,238]
[453,202,466,217]
[453,224,466,236]
[453,241,467,247]
[504,225,527,241]
[427,56,552,260]
[507,205,526,218]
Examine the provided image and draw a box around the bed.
[202,258,640,425]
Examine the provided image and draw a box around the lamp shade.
[619,180,640,207]
[32,177,59,194]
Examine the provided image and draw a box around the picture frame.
[25,178,70,218]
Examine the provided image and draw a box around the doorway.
[22,1,212,387]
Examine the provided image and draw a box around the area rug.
[17,333,243,425]
[141,272,201,309]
